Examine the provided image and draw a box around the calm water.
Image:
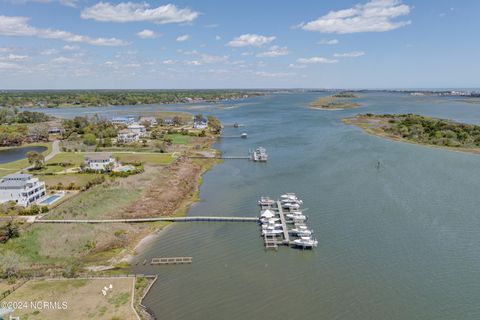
[0,146,47,164]
[43,93,480,319]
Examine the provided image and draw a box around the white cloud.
[318,39,339,45]
[300,0,411,34]
[183,52,228,66]
[40,48,59,55]
[0,53,29,61]
[63,44,79,51]
[81,2,199,24]
[162,59,176,65]
[288,63,307,69]
[297,56,338,64]
[255,71,295,77]
[137,29,156,39]
[227,34,276,47]
[215,35,221,41]
[176,34,189,42]
[0,62,20,69]
[6,0,78,7]
[256,46,289,58]
[0,15,128,46]
[52,56,77,64]
[334,51,365,57]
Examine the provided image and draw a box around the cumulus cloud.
[0,15,127,46]
[0,62,20,69]
[81,2,199,24]
[297,56,338,64]
[334,51,365,57]
[137,29,156,39]
[0,53,29,61]
[300,0,411,34]
[63,44,79,51]
[255,71,295,78]
[318,39,339,45]
[256,46,289,58]
[176,34,189,42]
[227,34,276,47]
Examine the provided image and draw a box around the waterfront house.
[111,116,136,126]
[193,117,208,130]
[163,118,174,126]
[139,116,158,128]
[127,123,147,136]
[0,173,46,206]
[84,153,117,171]
[117,129,139,143]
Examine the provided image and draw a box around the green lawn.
[0,142,52,177]
[46,152,84,166]
[41,173,103,188]
[47,185,141,219]
[113,153,173,165]
[165,133,189,145]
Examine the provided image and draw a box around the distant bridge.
[34,216,259,224]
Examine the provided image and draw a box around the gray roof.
[84,153,113,161]
[0,173,33,188]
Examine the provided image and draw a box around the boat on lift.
[292,236,318,248]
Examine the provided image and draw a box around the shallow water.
[0,146,47,164]
[44,92,480,319]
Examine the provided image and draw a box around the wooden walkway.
[151,257,192,265]
[34,216,259,224]
[276,201,290,244]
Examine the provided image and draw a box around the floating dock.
[259,194,317,250]
[151,257,193,265]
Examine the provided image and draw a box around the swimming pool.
[39,194,63,205]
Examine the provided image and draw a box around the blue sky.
[0,0,478,89]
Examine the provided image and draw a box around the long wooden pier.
[34,216,259,224]
[276,201,290,244]
[151,257,192,265]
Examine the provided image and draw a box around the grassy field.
[41,173,104,188]
[165,133,189,145]
[1,278,138,320]
[0,142,52,177]
[47,185,142,219]
[46,152,173,167]
[113,153,173,165]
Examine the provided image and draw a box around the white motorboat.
[290,226,313,236]
[260,217,280,223]
[262,227,284,236]
[292,236,318,248]
[287,214,307,221]
[258,197,275,206]
[260,209,276,219]
[262,223,283,229]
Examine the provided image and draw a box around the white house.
[117,130,139,143]
[84,153,117,171]
[193,117,208,130]
[139,117,158,128]
[127,123,147,136]
[0,173,46,206]
[111,116,136,126]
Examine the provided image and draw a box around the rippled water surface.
[43,92,480,319]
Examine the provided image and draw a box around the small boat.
[251,147,268,162]
[292,236,318,248]
[260,209,275,219]
[260,217,280,223]
[241,133,248,139]
[287,214,307,221]
[233,122,239,128]
[258,197,275,206]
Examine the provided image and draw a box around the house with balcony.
[117,129,139,143]
[139,116,158,128]
[84,153,117,171]
[111,116,136,126]
[127,123,147,136]
[0,173,46,206]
